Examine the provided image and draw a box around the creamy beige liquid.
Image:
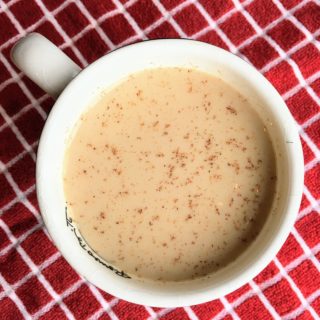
[63,68,277,281]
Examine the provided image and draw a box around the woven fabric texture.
[0,0,319,319]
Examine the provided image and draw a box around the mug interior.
[36,39,304,307]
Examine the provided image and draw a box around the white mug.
[11,33,304,307]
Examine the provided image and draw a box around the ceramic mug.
[11,33,304,307]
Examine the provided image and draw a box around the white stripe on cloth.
[0,219,75,319]
[0,51,47,120]
[0,1,319,320]
[274,257,319,319]
[87,283,119,320]
[0,272,32,319]
[248,280,281,319]
[0,251,60,300]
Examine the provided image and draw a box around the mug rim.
[36,38,304,307]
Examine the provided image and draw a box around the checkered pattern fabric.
[0,0,319,319]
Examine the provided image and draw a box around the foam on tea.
[63,68,277,281]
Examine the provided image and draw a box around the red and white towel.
[0,0,319,319]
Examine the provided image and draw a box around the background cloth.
[0,0,320,319]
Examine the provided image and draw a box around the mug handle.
[11,33,81,99]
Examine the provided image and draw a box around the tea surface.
[64,68,277,281]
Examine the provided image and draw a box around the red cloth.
[0,0,319,319]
